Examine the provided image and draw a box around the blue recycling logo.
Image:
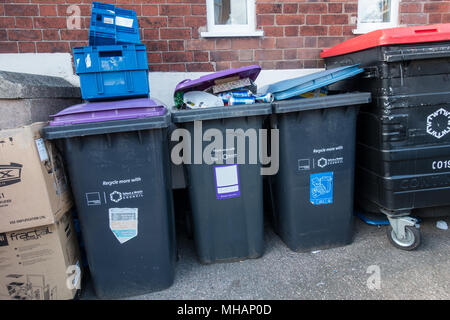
[310,172,333,205]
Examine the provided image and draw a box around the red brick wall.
[0,0,449,72]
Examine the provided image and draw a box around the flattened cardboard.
[0,210,82,300]
[0,122,73,232]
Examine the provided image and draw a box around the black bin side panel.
[181,116,265,264]
[62,128,175,299]
[271,106,358,252]
[356,99,450,212]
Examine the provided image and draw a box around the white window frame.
[201,0,263,38]
[353,0,400,34]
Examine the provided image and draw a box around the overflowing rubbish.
[299,87,328,98]
[174,64,363,110]
[220,91,274,105]
[183,91,224,109]
[211,77,255,94]
[174,65,261,109]
[436,220,448,230]
[228,96,255,105]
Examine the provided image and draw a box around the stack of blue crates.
[74,2,149,101]
[89,2,141,46]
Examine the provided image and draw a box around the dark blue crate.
[73,44,149,101]
[89,2,141,46]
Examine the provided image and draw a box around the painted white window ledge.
[353,25,399,34]
[201,30,264,38]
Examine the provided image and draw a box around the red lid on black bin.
[321,23,450,58]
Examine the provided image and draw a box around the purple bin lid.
[174,65,261,95]
[50,98,167,126]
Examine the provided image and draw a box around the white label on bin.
[214,164,240,199]
[103,17,114,25]
[35,138,49,162]
[115,16,134,28]
[109,208,138,244]
[85,53,91,69]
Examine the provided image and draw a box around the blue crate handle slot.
[126,71,134,92]
[96,73,104,94]
[98,49,123,57]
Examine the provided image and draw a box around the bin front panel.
[179,116,265,264]
[61,128,175,298]
[271,105,358,251]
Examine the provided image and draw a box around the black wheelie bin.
[43,98,176,298]
[171,66,271,264]
[266,67,371,252]
[321,23,450,250]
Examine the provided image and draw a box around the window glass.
[359,0,391,23]
[214,0,248,25]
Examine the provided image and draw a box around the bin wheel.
[387,225,421,251]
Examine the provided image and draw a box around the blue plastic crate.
[73,44,149,101]
[89,2,141,46]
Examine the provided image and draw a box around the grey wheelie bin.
[171,103,271,264]
[265,66,371,252]
[172,65,272,263]
[270,93,371,252]
[43,98,176,299]
[270,93,370,251]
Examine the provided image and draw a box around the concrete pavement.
[80,214,449,300]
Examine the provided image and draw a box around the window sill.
[353,25,400,34]
[201,30,264,38]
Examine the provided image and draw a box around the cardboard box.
[0,122,72,233]
[0,209,82,300]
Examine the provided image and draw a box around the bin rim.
[43,112,171,140]
[272,92,371,114]
[49,97,166,125]
[171,103,272,123]
[320,23,450,58]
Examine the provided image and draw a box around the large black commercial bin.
[171,103,271,264]
[270,93,371,252]
[43,98,176,298]
[321,24,450,250]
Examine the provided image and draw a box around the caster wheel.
[387,225,421,251]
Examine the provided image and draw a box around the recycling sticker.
[310,172,333,205]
